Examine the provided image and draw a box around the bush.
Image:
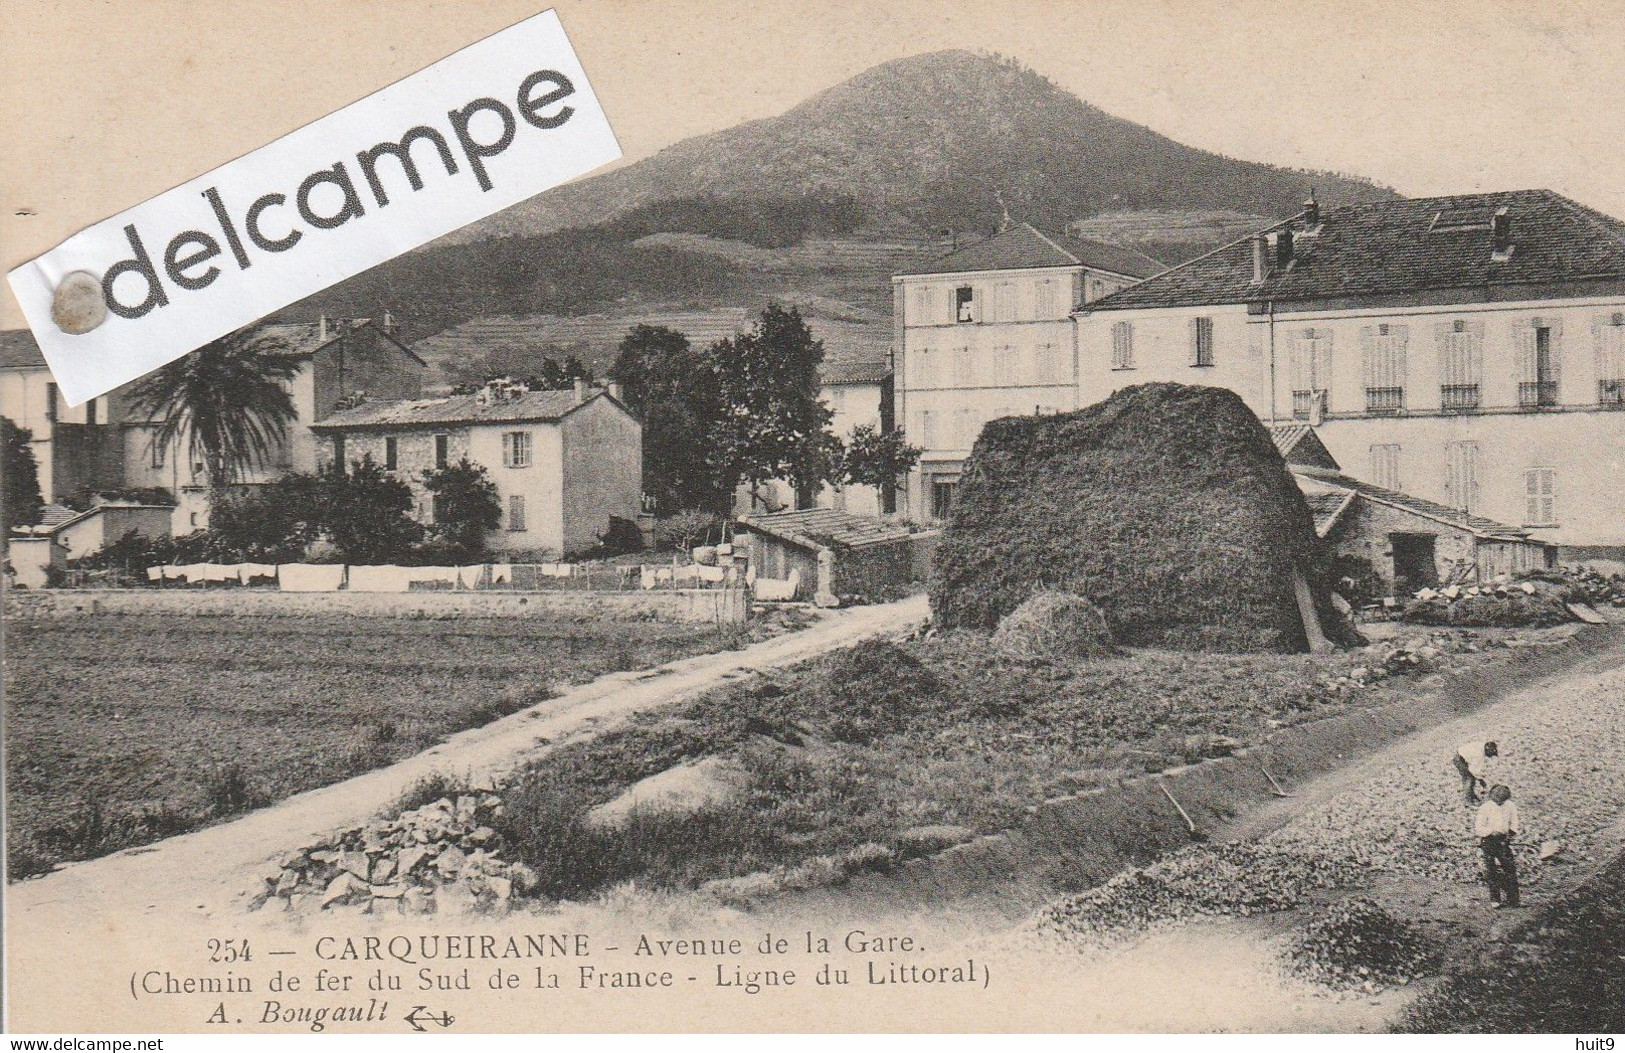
[930,384,1349,653]
[991,591,1118,660]
[653,510,725,552]
[804,639,950,744]
[199,763,268,817]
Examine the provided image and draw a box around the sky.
[4,0,1623,330]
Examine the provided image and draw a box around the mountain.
[453,49,1393,242]
[288,50,1395,384]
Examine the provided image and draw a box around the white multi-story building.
[1076,190,1625,560]
[890,223,1164,520]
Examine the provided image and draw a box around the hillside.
[454,49,1392,242]
[286,49,1395,381]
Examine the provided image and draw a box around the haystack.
[930,383,1347,653]
[991,591,1118,660]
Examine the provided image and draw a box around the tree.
[206,472,328,561]
[706,304,835,506]
[837,423,921,491]
[126,325,300,498]
[420,458,502,560]
[1,416,43,535]
[610,325,731,513]
[321,456,421,564]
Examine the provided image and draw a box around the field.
[479,625,1563,905]
[2,613,761,879]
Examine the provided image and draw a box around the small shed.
[1292,466,1556,596]
[737,509,936,606]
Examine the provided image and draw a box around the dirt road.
[4,595,929,929]
[1019,626,1625,1031]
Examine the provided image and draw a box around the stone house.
[1075,190,1625,564]
[889,222,1164,521]
[1274,423,1555,597]
[310,380,642,558]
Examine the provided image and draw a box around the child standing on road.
[1474,783,1521,908]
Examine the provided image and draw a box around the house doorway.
[930,479,958,522]
[1391,532,1439,595]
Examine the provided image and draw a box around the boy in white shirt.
[1473,784,1521,908]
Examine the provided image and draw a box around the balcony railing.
[1365,386,1404,414]
[1291,390,1327,421]
[1518,380,1559,408]
[1440,384,1481,411]
[1600,379,1625,406]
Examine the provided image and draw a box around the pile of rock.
[1028,844,1356,955]
[250,793,537,915]
[1313,631,1490,698]
[1403,579,1573,628]
[1284,897,1435,993]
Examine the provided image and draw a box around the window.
[1034,342,1060,384]
[1437,319,1483,410]
[912,286,935,325]
[953,345,974,387]
[1369,444,1402,491]
[1524,468,1557,526]
[150,434,165,470]
[954,407,973,448]
[955,286,976,324]
[1034,280,1058,318]
[909,346,932,387]
[1516,319,1560,407]
[1110,321,1135,370]
[930,480,957,521]
[507,494,527,531]
[384,436,399,471]
[1598,312,1625,405]
[434,434,449,468]
[913,410,936,449]
[1289,327,1333,419]
[1362,323,1408,413]
[502,431,533,468]
[994,344,1017,385]
[1190,317,1215,367]
[990,283,1014,322]
[1445,441,1481,513]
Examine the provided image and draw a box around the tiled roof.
[0,330,46,370]
[1292,466,1535,542]
[311,389,614,430]
[821,360,891,386]
[256,319,426,366]
[37,504,78,527]
[1089,190,1625,311]
[1268,423,1341,470]
[898,223,1164,279]
[739,509,920,551]
[1297,485,1357,538]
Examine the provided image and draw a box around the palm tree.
[127,324,301,499]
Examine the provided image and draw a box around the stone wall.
[2,586,750,626]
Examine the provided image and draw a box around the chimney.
[1251,235,1267,284]
[1276,227,1295,270]
[607,380,623,402]
[318,315,328,342]
[381,309,395,334]
[1492,208,1513,257]
[573,378,590,404]
[1303,191,1320,228]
